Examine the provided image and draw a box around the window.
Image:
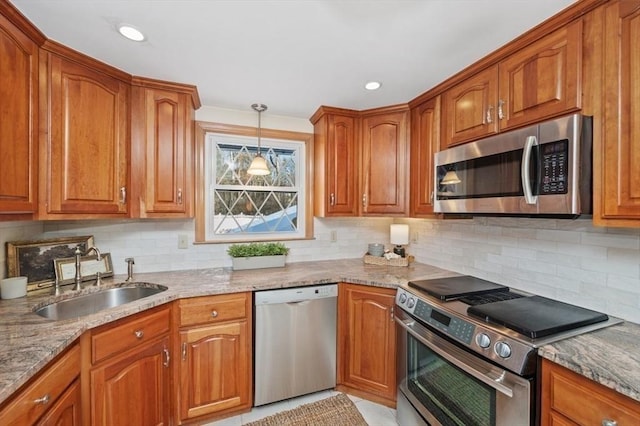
[195,122,313,242]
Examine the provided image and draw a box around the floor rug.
[243,393,368,426]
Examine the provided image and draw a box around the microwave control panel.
[540,140,568,195]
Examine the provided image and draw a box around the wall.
[400,217,640,324]
[2,216,640,324]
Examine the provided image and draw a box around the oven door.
[395,309,533,426]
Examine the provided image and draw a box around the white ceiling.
[12,0,576,119]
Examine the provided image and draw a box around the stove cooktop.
[397,275,622,375]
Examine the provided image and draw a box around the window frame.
[195,121,314,243]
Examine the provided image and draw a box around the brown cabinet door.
[361,110,409,215]
[36,379,82,426]
[338,283,396,404]
[313,113,359,216]
[91,336,170,426]
[441,65,499,147]
[178,321,251,421]
[598,0,640,223]
[498,20,582,131]
[410,96,440,217]
[134,87,193,216]
[0,14,38,214]
[44,53,129,216]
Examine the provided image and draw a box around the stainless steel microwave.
[433,114,592,217]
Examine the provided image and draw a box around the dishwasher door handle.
[286,300,311,306]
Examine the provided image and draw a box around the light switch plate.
[178,234,189,249]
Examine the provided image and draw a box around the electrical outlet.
[411,232,419,244]
[330,230,338,243]
[178,234,189,249]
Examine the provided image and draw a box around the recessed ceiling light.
[365,81,382,91]
[117,24,145,42]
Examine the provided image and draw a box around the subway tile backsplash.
[1,216,638,324]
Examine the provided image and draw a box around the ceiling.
[12,0,576,119]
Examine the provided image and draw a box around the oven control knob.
[398,293,407,304]
[495,341,512,359]
[475,333,491,349]
[407,297,416,309]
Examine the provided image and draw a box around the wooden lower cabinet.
[337,283,397,407]
[540,358,640,425]
[175,293,252,424]
[87,306,171,426]
[0,343,81,426]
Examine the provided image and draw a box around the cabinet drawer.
[91,306,170,364]
[178,293,249,327]
[544,360,640,425]
[0,343,80,425]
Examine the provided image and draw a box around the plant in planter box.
[227,242,290,270]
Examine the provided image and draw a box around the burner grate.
[458,291,525,306]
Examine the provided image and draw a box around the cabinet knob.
[163,347,170,367]
[498,99,505,120]
[211,310,218,318]
[602,420,618,426]
[33,394,50,405]
[485,105,494,124]
[120,186,127,204]
[134,329,144,339]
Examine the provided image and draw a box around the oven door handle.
[395,316,515,397]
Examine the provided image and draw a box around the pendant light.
[247,103,270,175]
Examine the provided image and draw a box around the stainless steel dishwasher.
[254,284,338,406]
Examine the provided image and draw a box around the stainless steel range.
[395,275,621,426]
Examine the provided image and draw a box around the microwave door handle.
[395,316,515,397]
[521,135,538,205]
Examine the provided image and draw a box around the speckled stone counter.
[538,322,640,403]
[0,259,457,405]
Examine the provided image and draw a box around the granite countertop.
[538,321,640,403]
[1,258,639,408]
[0,259,457,405]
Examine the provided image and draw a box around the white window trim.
[195,121,314,244]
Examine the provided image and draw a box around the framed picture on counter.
[54,252,114,285]
[6,236,94,292]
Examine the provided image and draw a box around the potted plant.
[227,242,290,270]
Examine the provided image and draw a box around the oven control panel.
[396,288,475,345]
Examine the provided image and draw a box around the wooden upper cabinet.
[41,46,129,217]
[441,21,582,147]
[311,108,359,216]
[499,19,582,131]
[361,108,409,215]
[441,65,499,147]
[596,0,640,225]
[0,10,40,215]
[410,96,440,216]
[131,79,200,218]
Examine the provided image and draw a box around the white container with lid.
[1,276,28,299]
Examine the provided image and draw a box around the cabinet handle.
[177,188,183,204]
[211,310,218,318]
[33,394,50,405]
[330,193,335,206]
[602,420,618,426]
[498,99,505,120]
[120,186,127,204]
[485,105,494,124]
[362,193,367,208]
[163,347,170,367]
[182,342,187,361]
[134,329,144,339]
[430,191,434,203]
[391,306,395,321]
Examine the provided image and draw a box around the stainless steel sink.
[34,285,168,321]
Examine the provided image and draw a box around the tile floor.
[205,390,398,426]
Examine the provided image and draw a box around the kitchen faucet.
[74,245,102,291]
